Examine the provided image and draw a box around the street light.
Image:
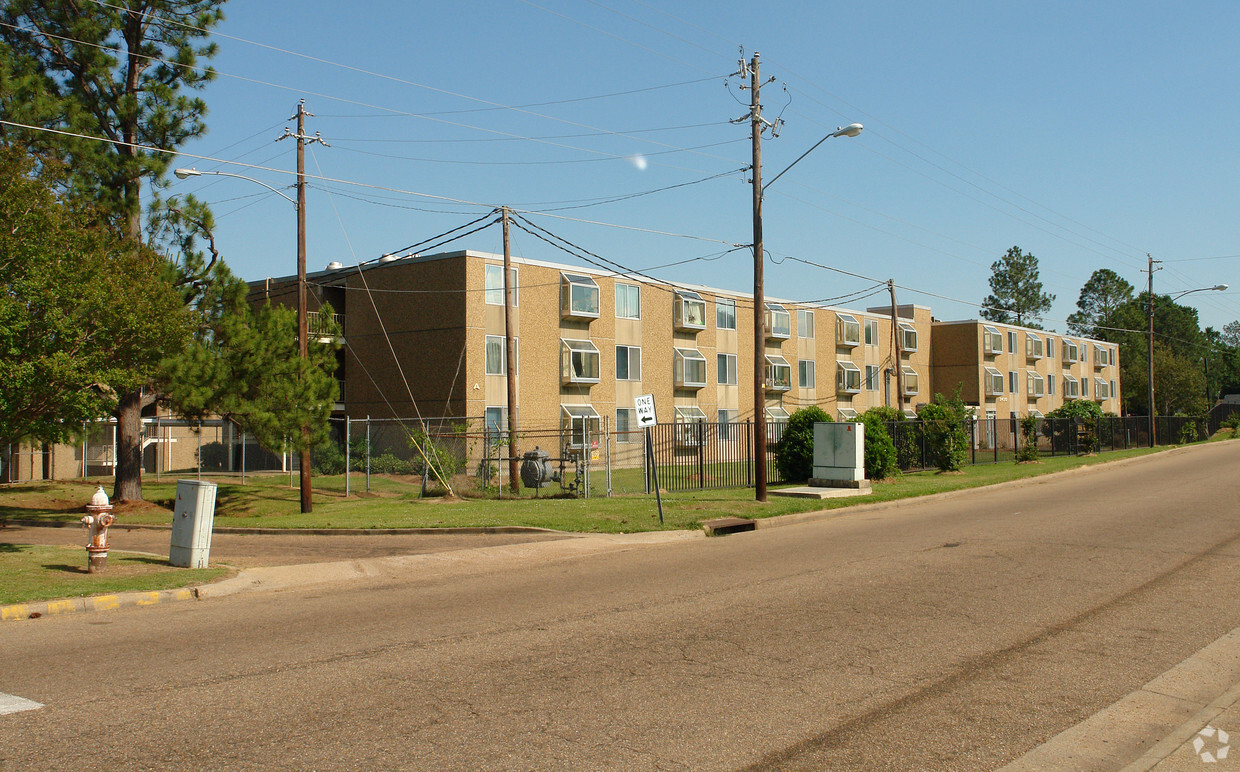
[1146,276,1228,445]
[173,166,314,513]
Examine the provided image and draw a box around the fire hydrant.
[81,486,115,573]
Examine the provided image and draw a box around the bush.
[1043,399,1103,453]
[197,440,228,472]
[310,439,346,475]
[409,426,466,483]
[1178,421,1201,445]
[369,451,413,475]
[857,409,898,480]
[917,391,970,472]
[1223,414,1240,438]
[1015,414,1040,462]
[774,406,832,482]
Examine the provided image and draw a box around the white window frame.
[1009,371,1018,394]
[899,322,918,353]
[1008,330,1018,353]
[561,404,600,449]
[1027,371,1045,398]
[865,319,881,346]
[1093,344,1108,368]
[797,309,815,339]
[837,407,859,420]
[715,297,737,330]
[766,406,790,444]
[798,359,816,389]
[485,334,505,376]
[766,354,792,392]
[837,360,862,393]
[1026,335,1044,359]
[717,409,738,441]
[1048,373,1056,395]
[1094,377,1109,399]
[484,406,509,434]
[673,405,708,447]
[984,366,1004,396]
[615,344,641,381]
[765,303,791,340]
[1063,374,1080,398]
[674,290,707,331]
[561,338,600,384]
[865,364,881,392]
[615,408,639,443]
[674,347,708,389]
[717,353,737,385]
[1028,408,1044,419]
[837,314,861,347]
[983,326,1003,355]
[615,282,640,320]
[560,272,600,320]
[484,264,518,307]
[1062,339,1079,364]
[1046,336,1055,359]
[902,365,919,396]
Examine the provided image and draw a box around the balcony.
[309,311,344,342]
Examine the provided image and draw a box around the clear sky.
[170,0,1240,333]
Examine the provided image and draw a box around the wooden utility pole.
[889,279,904,412]
[502,208,520,493]
[279,100,327,513]
[1146,254,1159,447]
[748,53,768,503]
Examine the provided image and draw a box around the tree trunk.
[113,389,148,501]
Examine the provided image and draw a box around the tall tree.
[1066,268,1134,338]
[1,1,225,501]
[980,246,1055,328]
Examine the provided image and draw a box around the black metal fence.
[642,421,786,493]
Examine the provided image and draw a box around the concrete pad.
[768,485,872,500]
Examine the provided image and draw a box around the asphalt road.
[3,442,1240,771]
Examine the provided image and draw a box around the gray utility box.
[170,479,218,568]
[810,422,867,488]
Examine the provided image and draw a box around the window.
[837,314,861,347]
[716,297,737,330]
[902,366,919,396]
[615,283,640,319]
[1081,377,1089,397]
[837,407,859,420]
[865,364,880,392]
[765,303,791,339]
[1048,373,1056,395]
[1062,339,1079,363]
[1009,371,1018,394]
[615,408,639,443]
[560,339,600,384]
[1046,337,1055,359]
[903,409,919,420]
[1111,379,1116,397]
[485,335,505,375]
[484,406,508,434]
[615,345,641,381]
[983,326,1003,355]
[561,405,600,449]
[865,319,880,346]
[1029,409,1044,419]
[717,409,738,441]
[717,353,737,385]
[674,406,708,447]
[1095,378,1109,399]
[1093,344,1108,368]
[484,264,518,306]
[837,360,862,393]
[797,309,815,339]
[1026,335,1044,359]
[899,322,918,353]
[766,355,792,392]
[798,360,816,389]
[984,367,1004,396]
[560,273,600,319]
[1008,331,1017,353]
[674,347,707,389]
[1063,374,1080,398]
[1027,372,1045,397]
[674,290,707,331]
[766,406,790,443]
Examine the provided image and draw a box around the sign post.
[635,394,663,524]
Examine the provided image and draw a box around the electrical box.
[811,422,866,486]
[170,479,218,568]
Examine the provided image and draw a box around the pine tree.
[980,246,1055,328]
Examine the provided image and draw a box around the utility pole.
[745,52,770,503]
[502,207,519,494]
[1146,253,1160,447]
[888,279,904,413]
[279,100,327,513]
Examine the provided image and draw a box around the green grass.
[0,544,229,605]
[0,445,1172,534]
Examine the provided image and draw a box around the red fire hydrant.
[81,486,115,574]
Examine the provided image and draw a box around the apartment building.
[929,320,1122,418]
[258,250,933,447]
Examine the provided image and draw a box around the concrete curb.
[998,626,1240,771]
[0,520,572,536]
[1,587,200,623]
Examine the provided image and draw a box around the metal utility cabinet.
[170,479,218,568]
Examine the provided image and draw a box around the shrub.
[917,391,970,472]
[197,440,228,472]
[1043,399,1103,453]
[1223,414,1240,438]
[1177,421,1201,445]
[857,408,898,480]
[310,439,346,475]
[774,406,832,482]
[1015,414,1040,462]
[369,451,413,475]
[409,425,466,483]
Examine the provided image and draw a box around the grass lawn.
[0,543,229,605]
[0,445,1174,534]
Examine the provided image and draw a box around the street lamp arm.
[173,167,297,207]
[1169,284,1228,301]
[762,123,862,194]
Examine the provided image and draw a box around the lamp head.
[833,123,864,138]
[173,168,200,180]
[1213,284,1229,292]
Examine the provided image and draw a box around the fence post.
[604,414,612,497]
[583,422,591,499]
[241,430,247,484]
[366,416,371,493]
[697,420,706,490]
[345,417,351,498]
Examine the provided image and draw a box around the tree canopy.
[980,246,1055,328]
[1066,268,1134,338]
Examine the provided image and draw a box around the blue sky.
[170,0,1240,333]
